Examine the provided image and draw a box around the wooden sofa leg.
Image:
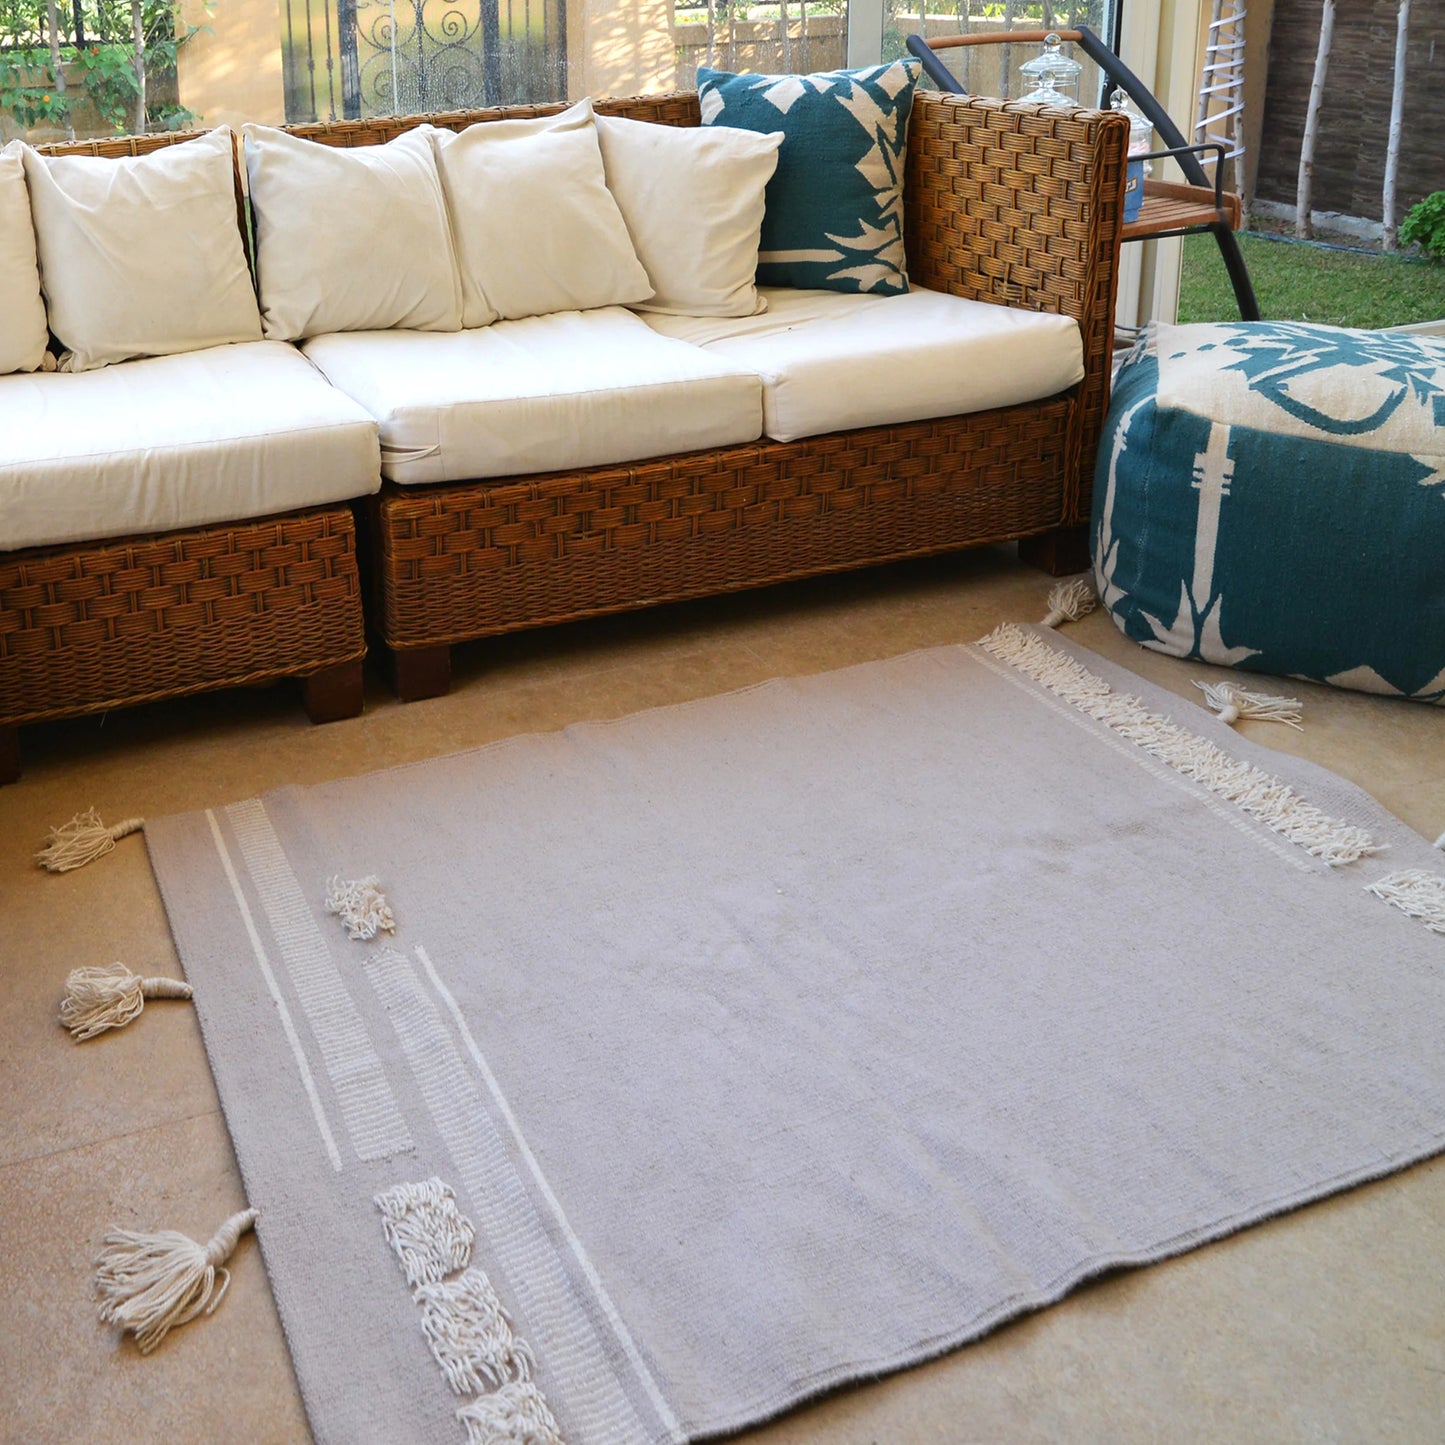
[0,726,20,786]
[302,659,364,724]
[1018,526,1092,578]
[389,644,452,703]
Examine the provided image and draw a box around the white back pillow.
[21,128,261,372]
[596,115,782,318]
[0,142,48,374]
[431,98,652,326]
[245,124,462,340]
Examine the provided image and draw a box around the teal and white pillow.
[1093,321,1445,703]
[696,60,920,295]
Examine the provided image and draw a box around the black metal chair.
[907,25,1260,320]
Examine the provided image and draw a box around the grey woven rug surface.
[145,626,1445,1445]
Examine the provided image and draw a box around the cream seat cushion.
[303,309,763,486]
[21,128,262,372]
[0,142,49,374]
[0,341,381,553]
[642,286,1084,443]
[245,124,462,340]
[430,100,652,326]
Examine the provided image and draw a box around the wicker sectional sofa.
[0,90,1127,781]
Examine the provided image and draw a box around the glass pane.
[889,3,1120,108]
[673,3,853,90]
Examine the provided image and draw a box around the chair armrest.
[905,93,1130,520]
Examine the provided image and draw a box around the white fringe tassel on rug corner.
[94,1207,257,1355]
[1194,679,1304,730]
[1039,577,1098,629]
[1365,871,1445,934]
[60,962,192,1041]
[978,623,1379,868]
[326,875,396,941]
[35,809,144,872]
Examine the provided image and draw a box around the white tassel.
[35,809,144,872]
[457,1380,565,1445]
[60,963,193,1041]
[325,875,395,941]
[95,1208,257,1355]
[1039,578,1098,629]
[1194,680,1304,730]
[1365,870,1445,934]
[1434,831,1444,851]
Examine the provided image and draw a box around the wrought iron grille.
[282,0,567,123]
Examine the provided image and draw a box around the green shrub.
[1399,192,1445,263]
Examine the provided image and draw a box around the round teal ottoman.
[1092,321,1445,703]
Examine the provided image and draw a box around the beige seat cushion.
[303,309,763,486]
[21,128,262,373]
[0,142,49,374]
[642,286,1084,443]
[0,341,381,553]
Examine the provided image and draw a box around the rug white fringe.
[375,1178,474,1287]
[1039,578,1098,629]
[326,875,395,941]
[417,1267,536,1396]
[35,809,144,872]
[1434,831,1444,851]
[95,1207,257,1355]
[60,962,193,1041]
[457,1380,565,1445]
[1194,680,1304,730]
[979,624,1381,867]
[1364,871,1445,934]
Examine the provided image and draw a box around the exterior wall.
[176,0,287,129]
[1254,0,1445,223]
[564,0,677,100]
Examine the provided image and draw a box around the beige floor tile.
[2,549,1443,1444]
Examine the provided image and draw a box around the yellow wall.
[176,0,286,129]
[566,0,677,100]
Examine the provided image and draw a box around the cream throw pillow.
[245,124,462,340]
[430,98,652,325]
[21,128,261,372]
[0,142,49,374]
[596,115,783,318]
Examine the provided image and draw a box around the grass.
[1176,231,1445,328]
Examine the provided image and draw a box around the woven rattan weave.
[0,128,366,780]
[291,92,1129,692]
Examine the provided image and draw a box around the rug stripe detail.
[969,644,1315,875]
[416,944,686,1444]
[224,799,413,1164]
[204,809,343,1172]
[977,624,1382,867]
[364,946,676,1445]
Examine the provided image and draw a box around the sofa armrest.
[905,93,1130,522]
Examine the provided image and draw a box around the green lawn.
[1176,231,1445,329]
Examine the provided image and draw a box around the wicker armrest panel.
[0,507,364,727]
[906,93,1129,519]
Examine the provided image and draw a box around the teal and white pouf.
[1093,320,1445,703]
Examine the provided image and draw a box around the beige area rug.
[145,626,1445,1445]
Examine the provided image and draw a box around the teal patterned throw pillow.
[696,61,921,295]
[1094,321,1445,703]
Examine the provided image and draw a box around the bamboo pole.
[1295,0,1335,240]
[1382,0,1410,251]
[44,0,74,140]
[130,0,146,134]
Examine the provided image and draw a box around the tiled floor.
[2,546,1442,1444]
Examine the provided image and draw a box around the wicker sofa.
[302,92,1130,700]
[0,91,1127,781]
